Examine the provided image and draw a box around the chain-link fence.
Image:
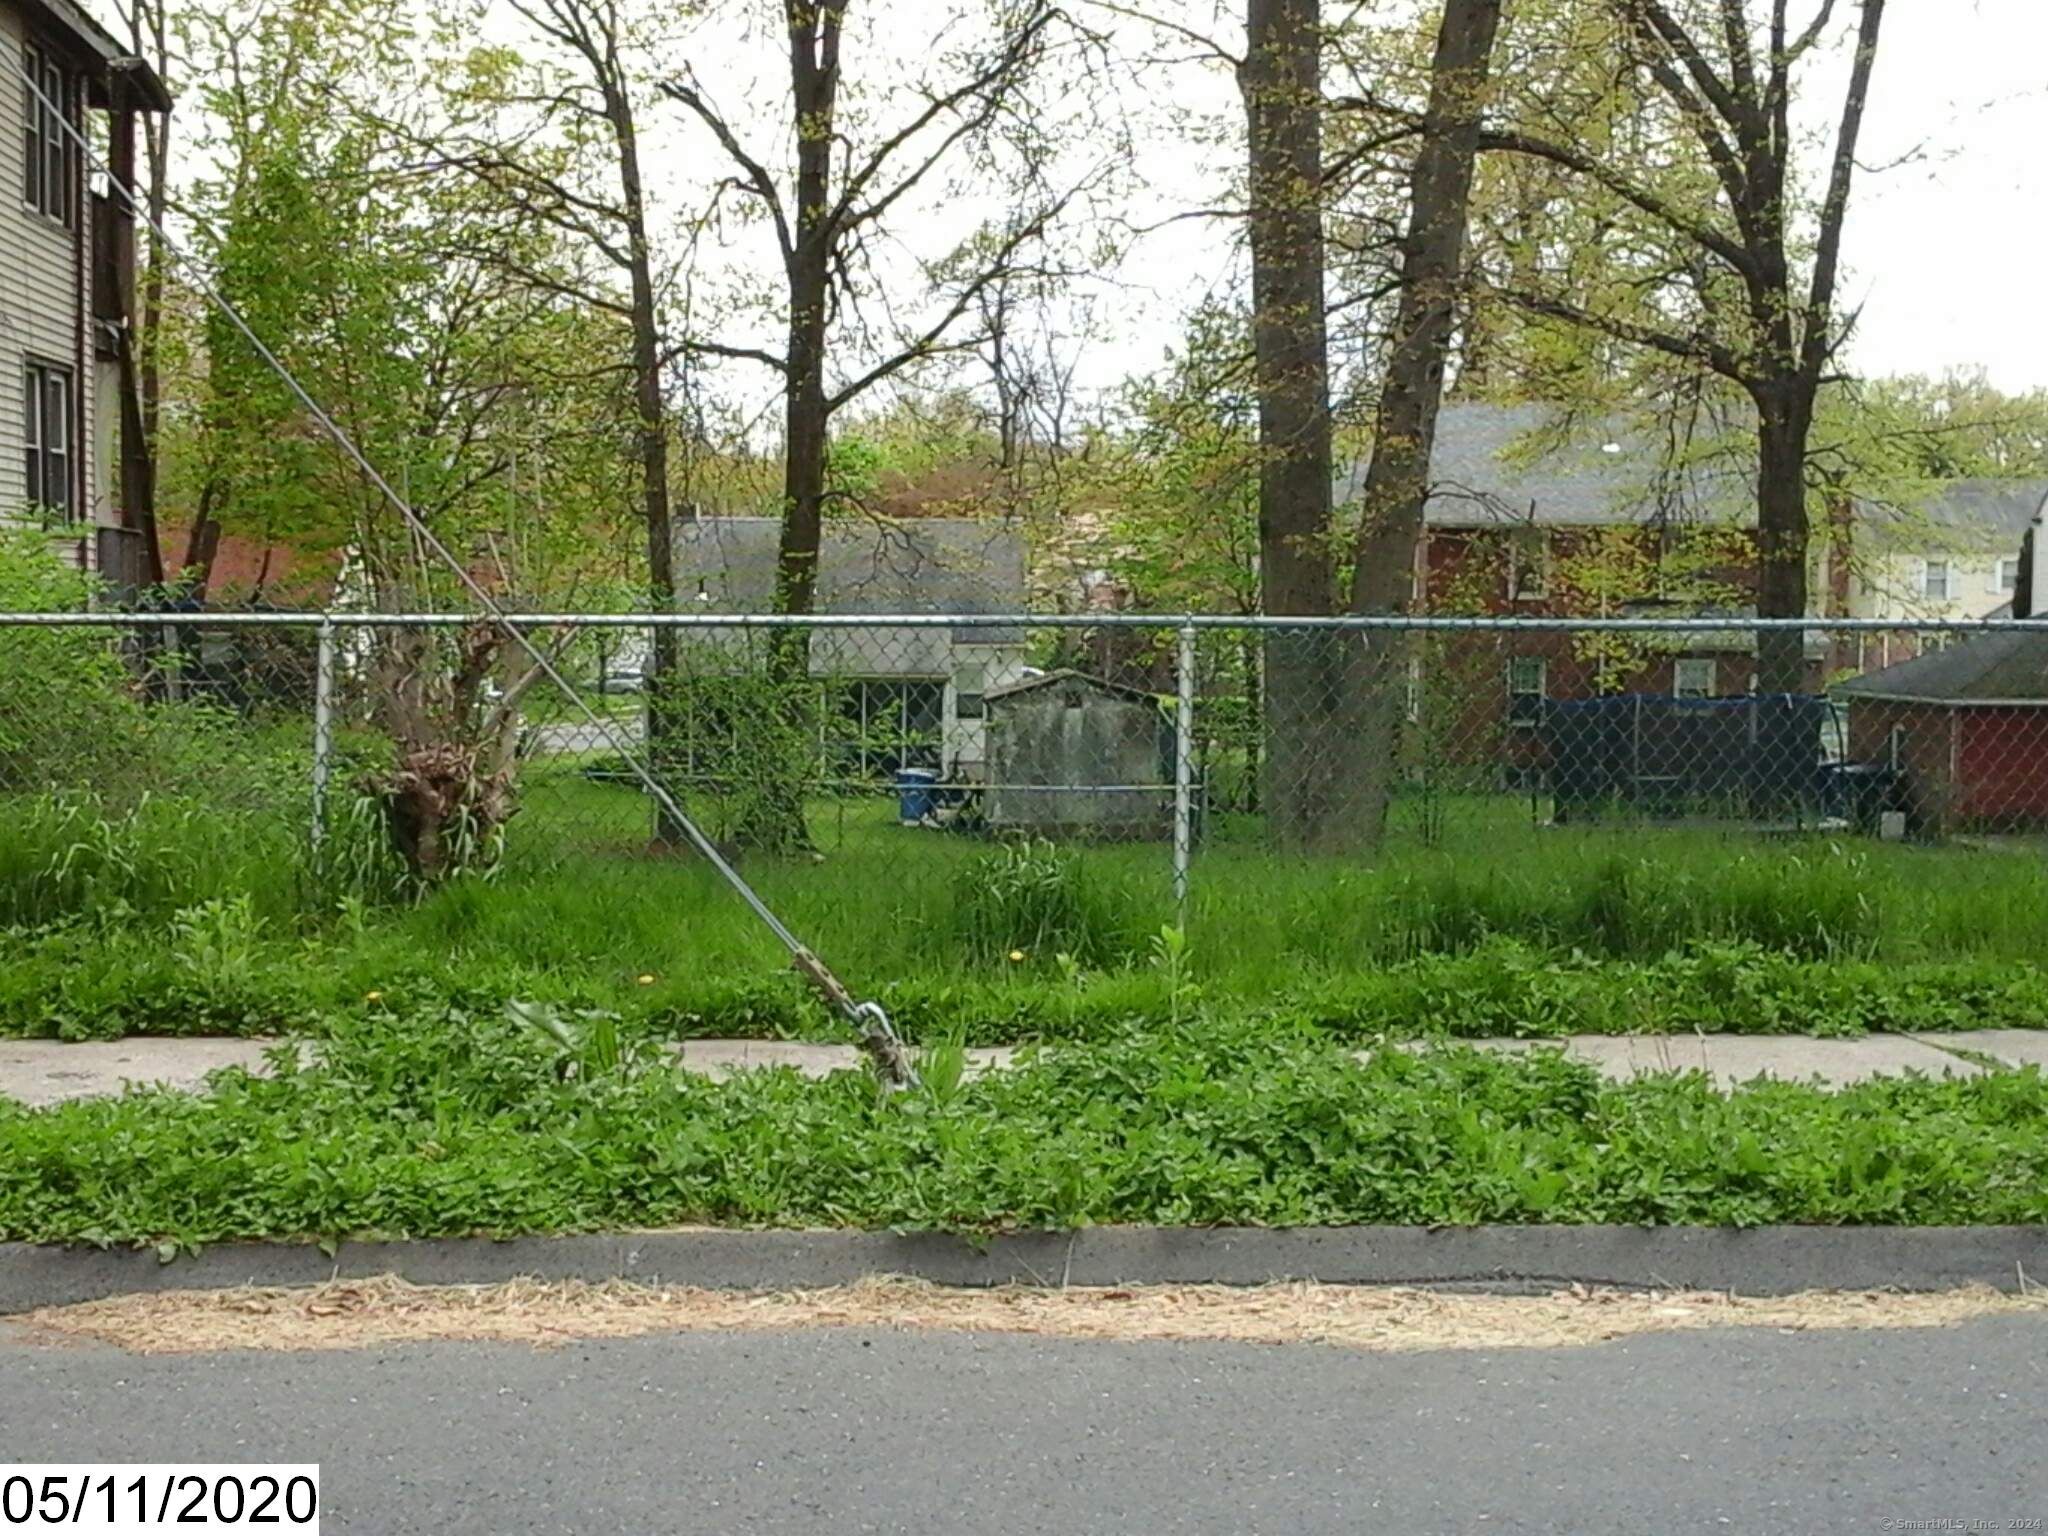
[3,609,2047,946]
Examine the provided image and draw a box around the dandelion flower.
[364,990,383,1003]
[637,973,657,986]
[1008,950,1026,963]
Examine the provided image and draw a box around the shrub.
[951,838,1145,967]
[0,533,135,795]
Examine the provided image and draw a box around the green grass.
[4,772,2048,1043]
[4,1011,2046,1246]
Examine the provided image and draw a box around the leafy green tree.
[1461,0,1891,693]
[164,0,642,879]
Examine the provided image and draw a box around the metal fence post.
[311,616,337,864]
[1173,623,1197,919]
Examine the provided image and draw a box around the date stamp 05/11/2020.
[1,1466,319,1532]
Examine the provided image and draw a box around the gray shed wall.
[986,683,1170,838]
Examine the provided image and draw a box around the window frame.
[1920,557,1953,602]
[1673,658,1718,700]
[831,676,946,777]
[953,657,987,722]
[1506,528,1550,602]
[21,42,78,227]
[22,358,74,523]
[1506,655,1547,729]
[1997,557,2020,595]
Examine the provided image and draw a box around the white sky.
[1070,0,2048,397]
[1823,0,2048,391]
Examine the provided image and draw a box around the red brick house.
[1351,405,1789,769]
[1353,406,2041,765]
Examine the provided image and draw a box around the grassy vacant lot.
[7,756,2048,1247]
[4,1012,2047,1245]
[3,761,2047,1043]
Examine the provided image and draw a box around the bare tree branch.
[1489,282,1751,382]
[1076,0,1242,68]
[827,199,1071,412]
[658,75,794,259]
[830,4,1057,235]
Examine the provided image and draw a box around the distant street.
[524,716,643,757]
[3,1316,2044,1533]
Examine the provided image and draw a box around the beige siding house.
[0,0,166,588]
[1842,481,2048,625]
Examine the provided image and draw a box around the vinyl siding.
[0,0,100,562]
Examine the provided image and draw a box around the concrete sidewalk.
[3,1030,2043,1108]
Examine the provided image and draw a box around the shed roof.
[1835,628,2048,704]
[984,669,1159,706]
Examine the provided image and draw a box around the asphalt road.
[3,1317,2045,1533]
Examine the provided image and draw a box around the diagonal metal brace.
[790,948,919,1088]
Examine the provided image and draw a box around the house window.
[1507,529,1549,601]
[1921,558,1953,602]
[1998,558,2020,594]
[23,361,73,521]
[954,659,986,721]
[834,678,945,776]
[1506,655,1546,728]
[1673,658,1717,700]
[22,44,77,225]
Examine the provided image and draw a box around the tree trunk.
[774,0,840,630]
[776,303,829,624]
[1339,0,1504,851]
[1752,386,1813,697]
[183,477,224,592]
[1748,383,1817,813]
[1240,0,1338,849]
[610,89,684,844]
[725,1,846,855]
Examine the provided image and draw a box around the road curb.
[4,1225,2045,1312]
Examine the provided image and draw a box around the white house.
[670,516,1034,781]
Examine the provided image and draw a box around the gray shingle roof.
[676,517,1024,617]
[1351,404,2048,543]
[1836,629,2048,704]
[672,517,1028,673]
[1855,479,2048,553]
[1339,403,1751,528]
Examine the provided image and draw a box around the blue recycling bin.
[895,768,939,824]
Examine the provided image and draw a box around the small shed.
[983,670,1172,839]
[1837,629,2048,836]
